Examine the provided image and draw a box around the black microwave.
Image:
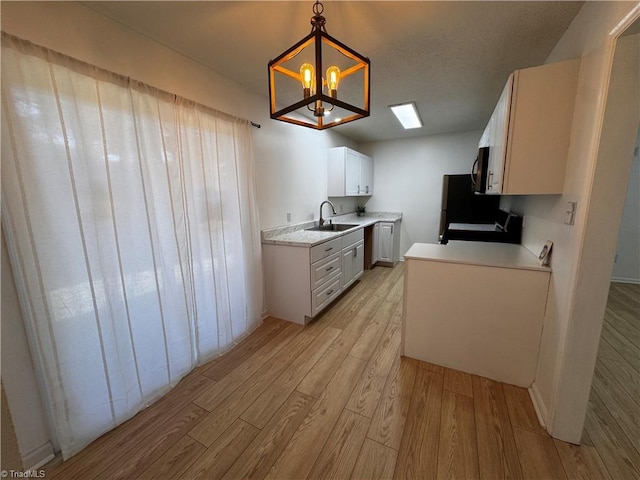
[471,146,490,193]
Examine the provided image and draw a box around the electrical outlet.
[339,204,344,213]
[286,212,291,223]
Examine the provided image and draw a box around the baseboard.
[528,383,548,429]
[611,276,640,284]
[23,440,55,470]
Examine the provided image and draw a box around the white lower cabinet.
[263,228,364,324]
[403,244,551,386]
[342,238,364,290]
[376,219,401,265]
[311,252,341,290]
[311,277,341,317]
[372,222,380,264]
[378,222,393,262]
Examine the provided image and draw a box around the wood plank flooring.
[45,267,636,479]
[583,282,640,480]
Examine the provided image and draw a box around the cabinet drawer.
[311,277,341,317]
[310,237,342,264]
[341,228,364,250]
[311,252,341,290]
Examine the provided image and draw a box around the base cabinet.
[376,219,401,265]
[403,250,550,386]
[263,228,364,324]
[378,223,393,262]
[372,223,380,264]
[342,240,364,290]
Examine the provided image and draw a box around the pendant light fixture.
[268,1,370,129]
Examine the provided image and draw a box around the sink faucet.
[319,200,336,226]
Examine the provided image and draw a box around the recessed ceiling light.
[389,102,422,129]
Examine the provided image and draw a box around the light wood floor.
[583,281,640,479]
[46,264,628,479]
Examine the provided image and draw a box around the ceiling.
[82,1,583,143]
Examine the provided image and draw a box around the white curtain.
[1,33,263,458]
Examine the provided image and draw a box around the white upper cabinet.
[481,59,580,195]
[328,147,374,197]
[484,76,513,193]
[359,154,373,195]
[344,149,360,196]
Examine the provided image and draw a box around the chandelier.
[268,1,370,129]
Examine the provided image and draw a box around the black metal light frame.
[268,1,370,130]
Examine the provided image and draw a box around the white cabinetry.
[403,243,551,386]
[328,147,373,197]
[376,219,401,265]
[341,229,365,290]
[372,222,380,264]
[344,148,360,196]
[482,77,512,193]
[263,229,364,325]
[480,59,580,195]
[359,154,373,195]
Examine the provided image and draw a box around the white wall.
[506,1,638,441]
[251,117,358,229]
[359,130,482,256]
[612,128,640,283]
[0,1,357,466]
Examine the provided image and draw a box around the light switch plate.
[564,202,577,225]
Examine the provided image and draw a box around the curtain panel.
[1,33,263,458]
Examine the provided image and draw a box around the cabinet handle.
[357,184,360,193]
[391,225,393,235]
[488,171,494,190]
[366,186,369,193]
[327,290,334,296]
[326,266,333,272]
[325,247,333,252]
[353,247,357,257]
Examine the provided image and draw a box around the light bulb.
[300,63,315,98]
[326,66,340,98]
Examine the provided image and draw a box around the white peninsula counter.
[402,242,551,386]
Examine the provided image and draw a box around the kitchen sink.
[305,223,358,232]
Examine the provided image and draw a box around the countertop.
[261,212,402,247]
[404,241,551,272]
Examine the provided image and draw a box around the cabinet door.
[342,247,355,289]
[392,219,401,263]
[372,223,380,264]
[359,154,373,195]
[486,74,513,194]
[378,222,393,262]
[353,241,364,281]
[345,149,361,196]
[327,147,347,197]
